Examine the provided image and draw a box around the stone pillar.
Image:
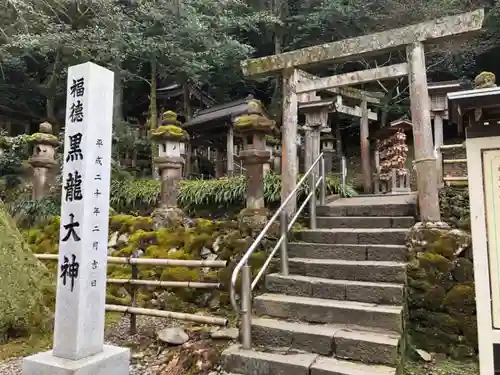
[185,142,192,177]
[215,149,224,177]
[227,125,234,176]
[321,134,335,174]
[407,42,440,221]
[360,97,372,193]
[434,112,444,186]
[28,122,59,200]
[297,127,304,173]
[281,69,299,216]
[233,100,275,225]
[151,111,188,228]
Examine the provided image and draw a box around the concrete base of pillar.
[22,345,130,375]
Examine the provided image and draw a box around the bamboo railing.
[35,253,228,332]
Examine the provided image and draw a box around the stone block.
[310,357,397,375]
[287,243,367,261]
[222,345,317,375]
[334,329,400,366]
[288,258,407,284]
[298,229,409,246]
[22,345,130,375]
[253,293,403,333]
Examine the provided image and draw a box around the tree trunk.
[150,57,158,179]
[113,61,124,126]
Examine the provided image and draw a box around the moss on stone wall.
[407,222,476,358]
[25,215,278,314]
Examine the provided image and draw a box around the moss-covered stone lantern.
[150,110,189,228]
[233,99,276,225]
[27,122,59,200]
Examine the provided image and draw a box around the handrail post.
[310,171,317,229]
[320,155,326,205]
[280,211,289,276]
[129,251,139,335]
[241,264,252,349]
[341,156,347,190]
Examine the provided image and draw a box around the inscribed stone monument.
[22,62,130,375]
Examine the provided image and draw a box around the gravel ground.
[0,357,21,375]
[0,314,192,375]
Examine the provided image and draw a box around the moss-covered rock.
[474,71,496,89]
[453,258,474,282]
[407,222,478,357]
[443,283,476,315]
[0,204,54,343]
[26,214,275,314]
[408,280,446,310]
[418,252,453,273]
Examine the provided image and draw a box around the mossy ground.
[0,313,121,360]
[404,359,478,375]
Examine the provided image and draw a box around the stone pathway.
[328,192,417,207]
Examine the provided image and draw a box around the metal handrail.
[230,152,326,349]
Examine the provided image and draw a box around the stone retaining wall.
[407,222,476,358]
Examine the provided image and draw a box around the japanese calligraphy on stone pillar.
[53,62,114,360]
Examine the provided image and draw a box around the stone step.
[316,216,415,229]
[251,317,400,366]
[288,258,407,284]
[222,345,398,375]
[254,293,403,333]
[265,273,404,305]
[317,203,415,218]
[311,356,399,375]
[297,228,408,245]
[288,243,408,262]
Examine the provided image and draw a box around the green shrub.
[7,173,358,226]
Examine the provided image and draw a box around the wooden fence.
[35,253,229,333]
[439,143,468,186]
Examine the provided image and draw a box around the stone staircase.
[222,194,416,375]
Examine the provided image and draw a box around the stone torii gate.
[240,9,484,220]
[297,87,379,191]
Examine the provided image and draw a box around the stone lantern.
[264,135,280,173]
[150,110,189,228]
[233,99,275,225]
[320,133,336,174]
[28,122,59,200]
[273,142,282,173]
